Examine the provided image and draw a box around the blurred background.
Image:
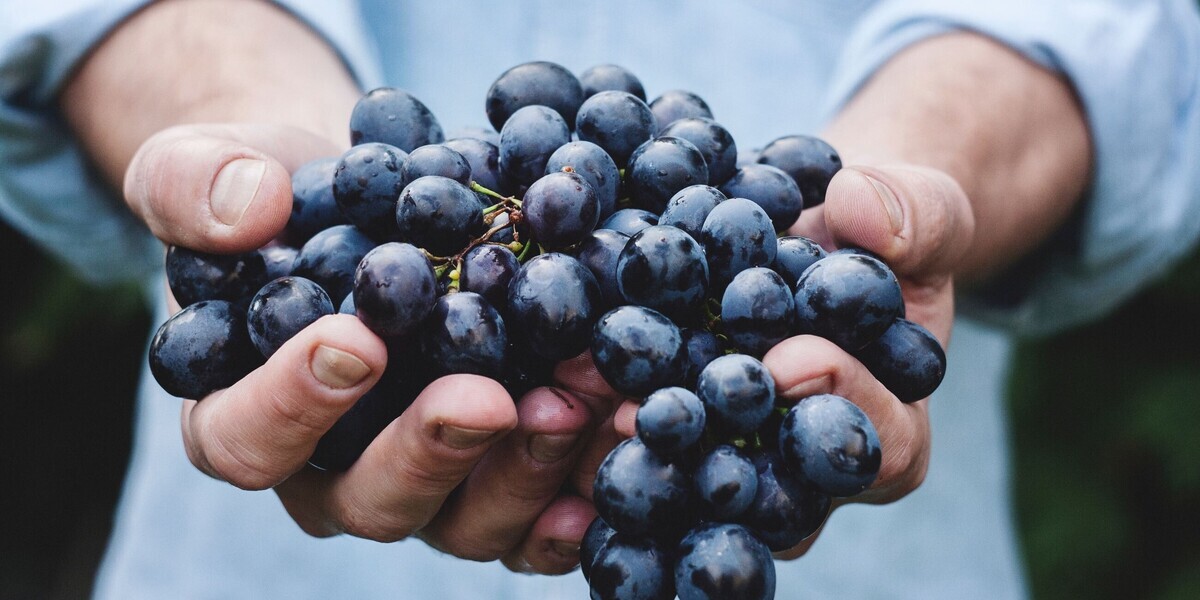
[2,218,1199,599]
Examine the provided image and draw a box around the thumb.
[823,165,975,281]
[123,123,342,253]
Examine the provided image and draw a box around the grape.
[579,64,646,101]
[545,140,620,220]
[636,387,706,455]
[292,224,376,305]
[421,292,507,378]
[287,157,348,243]
[658,184,726,241]
[720,267,795,357]
[350,87,443,152]
[793,252,904,351]
[353,242,437,338]
[259,245,298,280]
[593,437,692,537]
[459,244,519,311]
[399,144,472,188]
[700,197,777,291]
[649,90,713,133]
[719,163,804,231]
[674,523,775,600]
[148,300,262,399]
[589,533,675,600]
[591,306,686,397]
[332,142,407,240]
[576,91,656,166]
[486,61,583,131]
[694,444,757,520]
[626,137,709,213]
[695,354,774,436]
[506,253,602,361]
[616,225,709,323]
[772,235,826,290]
[742,450,831,551]
[522,171,599,249]
[581,517,617,582]
[395,176,484,256]
[854,318,947,402]
[338,292,355,315]
[446,126,500,147]
[679,327,723,388]
[599,208,658,237]
[246,276,334,358]
[574,228,630,309]
[779,394,882,496]
[442,137,507,195]
[498,105,571,186]
[165,245,268,309]
[757,134,842,208]
[659,117,738,186]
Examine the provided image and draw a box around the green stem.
[470,181,507,201]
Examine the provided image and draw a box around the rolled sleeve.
[821,0,1200,336]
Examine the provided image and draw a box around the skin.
[60,0,1089,574]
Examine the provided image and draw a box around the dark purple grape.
[443,137,506,194]
[546,141,620,220]
[773,235,826,290]
[591,306,686,397]
[793,252,904,351]
[421,292,507,378]
[695,354,774,436]
[522,171,599,249]
[674,523,775,600]
[616,225,708,322]
[165,246,268,308]
[581,517,617,583]
[659,184,725,241]
[600,208,658,237]
[720,267,795,357]
[332,143,407,240]
[700,198,777,291]
[338,292,355,315]
[460,244,519,310]
[506,253,602,361]
[636,387,706,456]
[399,144,472,188]
[742,450,831,551]
[353,242,437,338]
[292,224,376,305]
[854,318,946,403]
[589,533,674,600]
[626,137,709,213]
[757,134,842,208]
[498,105,571,187]
[148,300,262,399]
[649,90,713,133]
[499,333,556,399]
[446,126,500,147]
[349,87,443,152]
[593,437,692,537]
[259,245,298,280]
[246,276,334,358]
[575,91,656,166]
[287,157,348,243]
[486,61,584,131]
[779,394,882,497]
[579,64,646,101]
[695,445,757,520]
[395,176,483,256]
[719,163,804,231]
[680,328,723,388]
[660,118,737,186]
[574,229,630,308]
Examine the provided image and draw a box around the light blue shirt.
[3,1,1199,598]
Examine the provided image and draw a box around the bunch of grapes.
[147,61,947,600]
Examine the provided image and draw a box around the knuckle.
[204,430,287,490]
[336,501,413,543]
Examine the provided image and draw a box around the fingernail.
[550,539,580,558]
[782,374,832,400]
[441,426,496,450]
[862,173,903,232]
[311,345,371,389]
[528,433,580,463]
[211,158,266,226]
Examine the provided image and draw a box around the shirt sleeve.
[820,0,1200,337]
[0,0,383,285]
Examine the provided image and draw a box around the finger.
[502,495,598,575]
[277,374,518,542]
[181,314,386,490]
[124,123,341,252]
[762,335,930,504]
[569,412,627,502]
[554,351,630,417]
[612,399,638,438]
[419,387,594,561]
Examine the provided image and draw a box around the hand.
[125,122,621,574]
